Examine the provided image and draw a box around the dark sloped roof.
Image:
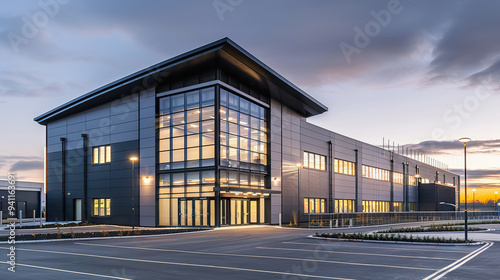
[35,38,327,125]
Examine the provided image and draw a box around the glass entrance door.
[178,198,213,227]
[223,198,260,226]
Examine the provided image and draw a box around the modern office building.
[35,38,459,227]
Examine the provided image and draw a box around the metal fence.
[306,211,500,228]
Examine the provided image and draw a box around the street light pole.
[297,163,301,226]
[130,157,138,230]
[459,137,470,242]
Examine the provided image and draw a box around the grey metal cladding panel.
[139,156,155,168]
[111,140,138,152]
[140,107,155,119]
[111,131,138,143]
[140,96,155,110]
[139,137,155,149]
[111,121,138,134]
[87,134,111,148]
[139,117,154,129]
[67,122,85,134]
[48,125,67,137]
[111,111,138,125]
[48,135,62,146]
[86,117,111,132]
[86,104,111,121]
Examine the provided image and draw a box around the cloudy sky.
[1,0,499,202]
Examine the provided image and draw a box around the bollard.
[329,219,332,229]
[349,219,353,227]
[279,213,282,227]
[40,210,43,227]
[335,219,339,228]
[0,211,2,225]
[33,210,36,223]
[19,210,22,226]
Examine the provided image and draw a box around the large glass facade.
[219,88,268,184]
[158,85,269,227]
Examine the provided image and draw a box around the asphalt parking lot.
[0,224,497,279]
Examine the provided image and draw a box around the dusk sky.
[1,0,499,202]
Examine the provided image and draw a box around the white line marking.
[0,247,352,280]
[258,246,456,260]
[283,241,472,254]
[73,242,435,271]
[422,242,494,280]
[0,261,131,279]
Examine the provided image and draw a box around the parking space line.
[0,247,352,280]
[73,242,436,271]
[282,241,472,254]
[422,242,494,280]
[258,246,457,260]
[0,261,131,279]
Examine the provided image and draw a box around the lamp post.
[296,163,302,226]
[459,137,471,241]
[130,157,138,230]
[472,189,476,212]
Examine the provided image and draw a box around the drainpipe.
[328,141,333,213]
[389,152,394,212]
[60,137,66,221]
[354,149,359,212]
[402,162,406,212]
[81,134,88,221]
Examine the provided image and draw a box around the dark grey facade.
[35,38,459,227]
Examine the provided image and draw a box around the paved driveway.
[0,224,497,279]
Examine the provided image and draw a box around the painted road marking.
[282,241,472,254]
[258,246,457,260]
[74,242,436,271]
[0,247,352,280]
[0,261,131,279]
[422,242,494,280]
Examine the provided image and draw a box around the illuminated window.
[304,152,326,171]
[362,200,390,213]
[334,159,355,175]
[303,198,326,213]
[92,145,111,164]
[92,198,111,216]
[362,165,390,182]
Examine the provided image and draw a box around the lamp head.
[296,163,302,167]
[458,137,471,143]
[129,157,138,161]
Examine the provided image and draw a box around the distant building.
[35,38,459,227]
[0,180,45,219]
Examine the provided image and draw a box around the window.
[158,87,216,170]
[362,200,390,213]
[335,199,355,213]
[92,145,111,164]
[92,198,111,216]
[362,165,390,182]
[303,197,326,213]
[303,152,326,171]
[334,159,355,175]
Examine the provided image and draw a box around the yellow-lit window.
[93,199,99,215]
[106,199,111,216]
[303,152,309,168]
[93,148,99,164]
[314,155,320,169]
[334,159,339,173]
[347,162,352,175]
[304,198,309,214]
[99,198,105,216]
[105,146,111,163]
[309,199,314,213]
[309,153,314,168]
[321,199,325,213]
[99,146,105,164]
[320,156,325,171]
[339,160,343,174]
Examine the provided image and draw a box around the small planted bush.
[315,232,471,243]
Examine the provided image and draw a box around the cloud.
[403,139,500,155]
[9,160,43,172]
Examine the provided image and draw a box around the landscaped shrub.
[315,232,472,243]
